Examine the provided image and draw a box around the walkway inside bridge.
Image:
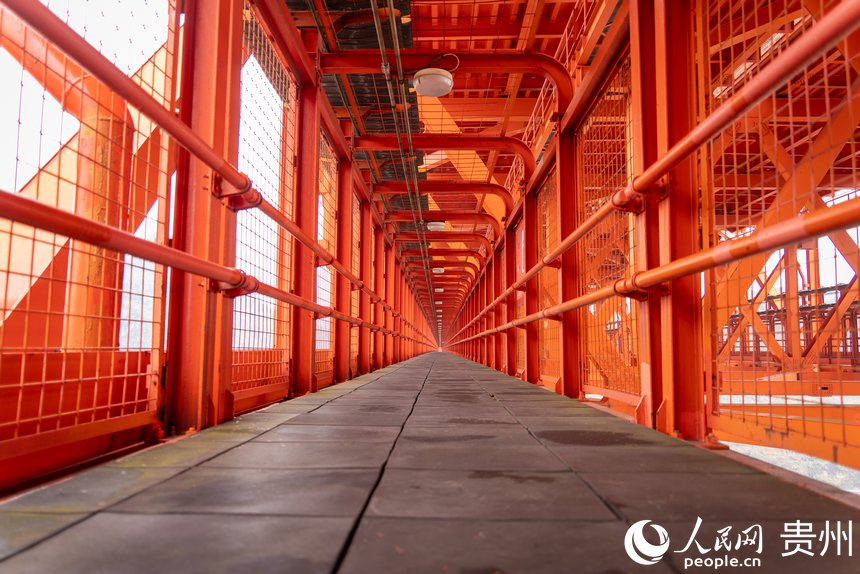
[1,353,858,573]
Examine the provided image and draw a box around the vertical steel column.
[630,0,663,427]
[393,265,402,363]
[504,227,518,375]
[486,262,495,369]
[482,278,490,366]
[333,123,354,383]
[384,244,395,365]
[358,201,372,373]
[524,193,540,384]
[373,225,385,368]
[558,130,584,398]
[481,274,488,364]
[290,31,322,395]
[493,255,504,370]
[166,0,243,429]
[655,0,706,439]
[468,295,475,360]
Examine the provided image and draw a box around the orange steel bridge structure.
[2,0,860,494]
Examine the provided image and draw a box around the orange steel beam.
[292,30,323,395]
[557,129,582,399]
[384,244,395,364]
[492,257,504,370]
[373,180,514,216]
[334,121,355,383]
[483,0,544,203]
[400,249,487,266]
[358,200,373,373]
[523,192,539,384]
[654,0,706,439]
[405,260,479,277]
[373,224,385,368]
[503,228,517,374]
[168,0,242,429]
[319,49,574,111]
[12,0,426,347]
[356,134,536,180]
[394,232,492,253]
[385,212,502,238]
[5,3,429,352]
[448,0,860,345]
[454,186,860,343]
[0,187,433,343]
[0,3,474,351]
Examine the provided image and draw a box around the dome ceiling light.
[412,68,454,97]
[412,54,460,98]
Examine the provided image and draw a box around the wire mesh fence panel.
[700,0,860,464]
[537,170,561,390]
[0,1,177,463]
[576,55,641,403]
[314,133,337,386]
[230,11,296,407]
[350,193,360,376]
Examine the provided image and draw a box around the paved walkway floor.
[1,353,858,573]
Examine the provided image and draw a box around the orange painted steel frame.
[6,0,860,489]
[446,0,860,468]
[0,0,434,489]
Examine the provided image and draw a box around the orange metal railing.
[0,0,432,488]
[449,0,860,466]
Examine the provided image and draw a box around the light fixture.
[412,68,454,97]
[432,267,445,274]
[435,301,443,305]
[434,288,444,292]
[426,221,446,232]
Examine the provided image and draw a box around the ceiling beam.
[319,50,573,110]
[385,211,502,237]
[355,134,536,179]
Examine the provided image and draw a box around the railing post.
[334,123,353,383]
[393,264,402,363]
[483,276,491,366]
[654,0,706,439]
[358,201,372,373]
[384,244,395,365]
[504,227,518,375]
[290,30,321,395]
[524,192,540,384]
[166,0,243,429]
[558,130,584,398]
[493,254,504,370]
[373,224,385,369]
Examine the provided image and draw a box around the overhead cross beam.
[385,211,502,237]
[319,49,574,111]
[393,232,493,253]
[400,248,487,266]
[355,134,537,179]
[404,260,480,277]
[373,180,514,216]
